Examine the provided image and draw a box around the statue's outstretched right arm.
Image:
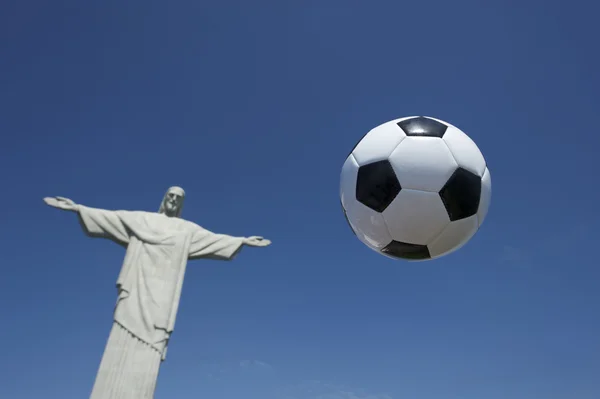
[44,196,131,246]
[44,196,79,212]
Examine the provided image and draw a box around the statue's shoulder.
[117,211,167,226]
[118,210,154,220]
[181,219,205,231]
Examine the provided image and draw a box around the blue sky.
[1,1,599,398]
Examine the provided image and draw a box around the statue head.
[159,186,185,217]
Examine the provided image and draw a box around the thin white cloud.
[240,359,274,369]
[278,379,393,399]
[198,361,393,399]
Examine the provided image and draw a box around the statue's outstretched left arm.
[188,228,271,261]
[241,236,271,247]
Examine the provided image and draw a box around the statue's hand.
[43,196,79,212]
[243,236,271,247]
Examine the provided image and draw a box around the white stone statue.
[44,186,271,399]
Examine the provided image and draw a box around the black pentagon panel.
[397,116,448,138]
[382,240,431,260]
[439,167,481,221]
[356,160,401,213]
[341,201,357,237]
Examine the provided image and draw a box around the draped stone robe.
[77,205,245,398]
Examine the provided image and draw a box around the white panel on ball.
[382,189,450,245]
[477,167,492,227]
[339,154,359,212]
[389,136,458,192]
[351,121,407,165]
[441,124,486,177]
[346,205,393,249]
[427,215,478,258]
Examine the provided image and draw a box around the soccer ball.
[340,116,491,261]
